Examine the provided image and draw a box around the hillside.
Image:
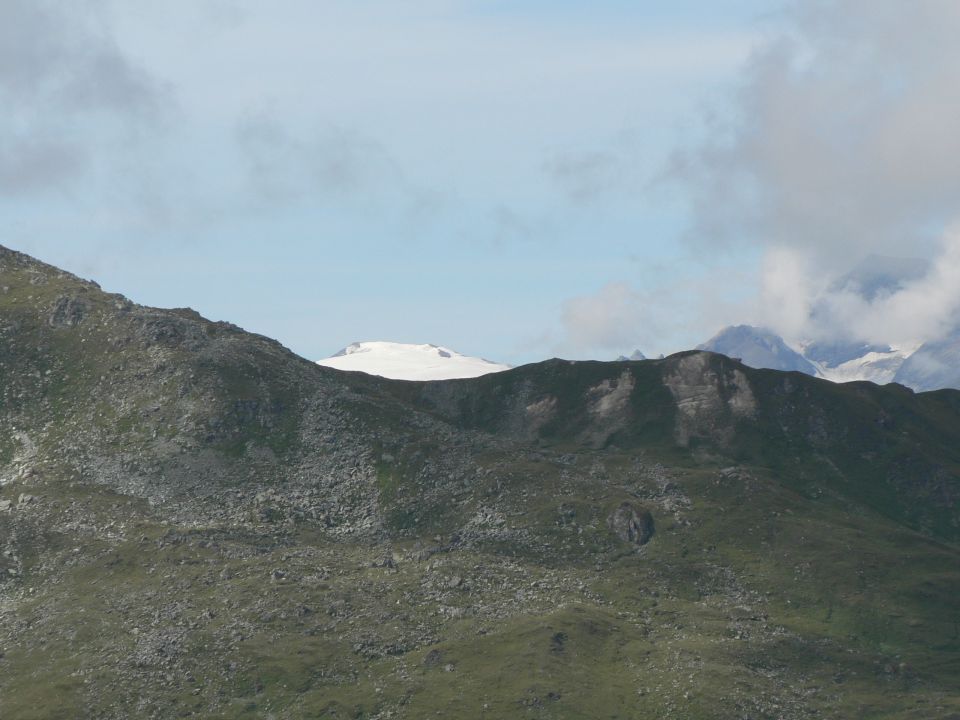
[1,245,958,719]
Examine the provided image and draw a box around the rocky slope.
[1,245,959,719]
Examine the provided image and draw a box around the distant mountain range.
[696,325,934,386]
[317,256,959,390]
[695,325,819,376]
[697,256,960,391]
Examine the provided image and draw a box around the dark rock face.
[49,295,88,327]
[608,502,654,546]
[423,649,443,667]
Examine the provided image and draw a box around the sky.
[3,1,960,365]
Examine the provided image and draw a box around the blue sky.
[4,1,959,364]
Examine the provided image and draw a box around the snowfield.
[317,341,511,381]
[811,344,921,385]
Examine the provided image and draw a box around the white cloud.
[541,137,653,206]
[681,1,960,263]
[755,246,815,342]
[561,283,647,353]
[807,230,960,346]
[558,265,757,358]
[678,0,960,346]
[234,112,450,241]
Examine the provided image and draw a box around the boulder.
[608,502,654,546]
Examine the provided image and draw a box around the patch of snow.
[811,343,921,385]
[317,341,511,381]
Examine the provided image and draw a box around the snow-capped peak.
[696,325,932,387]
[317,341,511,381]
[805,342,921,385]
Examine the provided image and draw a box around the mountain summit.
[316,341,511,380]
[694,255,960,390]
[697,324,960,390]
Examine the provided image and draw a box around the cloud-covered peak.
[698,325,816,375]
[677,2,960,354]
[827,254,930,303]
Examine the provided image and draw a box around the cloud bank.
[558,265,753,359]
[679,0,960,347]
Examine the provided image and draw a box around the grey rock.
[608,502,655,546]
[49,295,88,327]
[423,649,443,667]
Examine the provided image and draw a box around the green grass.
[1,451,958,719]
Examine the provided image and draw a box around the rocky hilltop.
[1,245,958,719]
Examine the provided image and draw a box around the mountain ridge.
[699,323,960,391]
[696,255,960,391]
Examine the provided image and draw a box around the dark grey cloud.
[542,129,648,204]
[197,0,245,29]
[543,151,625,203]
[0,137,84,195]
[0,0,169,195]
[558,265,753,358]
[487,205,533,246]
[236,114,406,203]
[235,112,453,243]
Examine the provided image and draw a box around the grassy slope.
[2,458,956,719]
